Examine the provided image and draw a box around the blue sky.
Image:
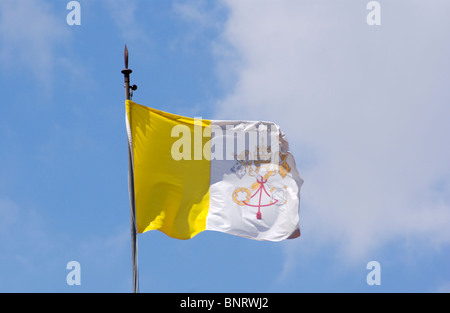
[0,0,449,293]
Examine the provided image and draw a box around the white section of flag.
[205,120,303,241]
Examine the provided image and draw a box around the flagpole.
[122,45,139,293]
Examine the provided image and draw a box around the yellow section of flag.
[126,100,211,239]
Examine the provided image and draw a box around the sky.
[0,0,449,293]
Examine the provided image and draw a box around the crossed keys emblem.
[230,144,291,220]
[232,171,288,220]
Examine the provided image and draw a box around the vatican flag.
[126,100,303,241]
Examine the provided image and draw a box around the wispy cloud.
[173,0,224,29]
[102,0,150,47]
[172,0,226,53]
[216,0,450,272]
[0,0,70,87]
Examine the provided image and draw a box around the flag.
[126,100,303,241]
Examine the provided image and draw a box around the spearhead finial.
[122,44,137,100]
[122,44,132,76]
[124,44,129,69]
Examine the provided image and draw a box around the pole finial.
[122,44,132,76]
[122,45,137,100]
[124,44,129,69]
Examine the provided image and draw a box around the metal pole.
[122,45,139,293]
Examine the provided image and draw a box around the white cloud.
[0,0,70,85]
[215,0,450,264]
[102,0,150,47]
[171,0,226,54]
[173,0,223,29]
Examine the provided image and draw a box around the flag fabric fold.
[126,100,303,241]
